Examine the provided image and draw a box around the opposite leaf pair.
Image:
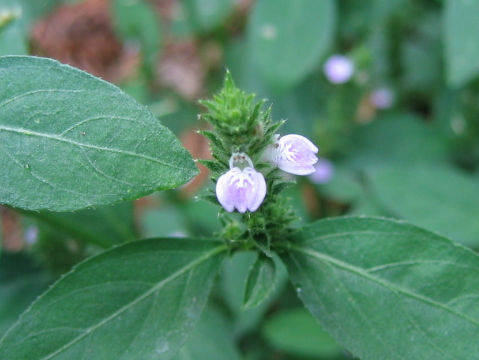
[216,134,318,213]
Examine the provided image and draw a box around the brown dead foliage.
[156,40,206,100]
[179,126,212,197]
[1,207,24,252]
[30,0,138,83]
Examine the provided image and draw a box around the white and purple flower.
[216,153,266,213]
[323,55,355,84]
[271,134,319,175]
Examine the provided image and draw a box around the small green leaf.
[221,251,287,337]
[281,217,479,360]
[262,308,341,358]
[243,255,276,310]
[248,0,335,89]
[0,56,197,211]
[444,0,479,87]
[0,238,226,360]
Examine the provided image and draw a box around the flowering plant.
[1,0,479,358]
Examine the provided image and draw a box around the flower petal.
[244,167,266,212]
[279,134,319,153]
[277,162,317,175]
[216,168,236,212]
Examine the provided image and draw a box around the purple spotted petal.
[216,167,266,213]
[275,134,319,175]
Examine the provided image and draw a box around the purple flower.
[273,134,319,175]
[309,159,334,184]
[370,87,394,109]
[24,226,38,245]
[323,55,355,84]
[216,154,266,213]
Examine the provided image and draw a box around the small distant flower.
[370,87,394,109]
[216,153,266,213]
[309,159,334,184]
[323,55,355,84]
[24,226,38,245]
[272,134,319,175]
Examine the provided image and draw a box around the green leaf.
[348,113,448,167]
[243,255,276,310]
[112,0,162,67]
[281,217,479,360]
[140,207,187,238]
[365,165,479,247]
[0,56,197,211]
[444,0,479,87]
[173,306,241,360]
[0,238,226,360]
[183,0,234,33]
[25,202,137,248]
[221,251,287,337]
[0,0,59,55]
[0,2,27,55]
[247,0,335,89]
[0,252,50,337]
[262,308,341,358]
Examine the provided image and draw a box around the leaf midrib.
[288,244,479,328]
[0,124,188,172]
[2,244,226,360]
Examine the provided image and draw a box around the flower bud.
[273,134,319,175]
[323,55,355,84]
[216,154,266,213]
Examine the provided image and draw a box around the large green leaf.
[281,217,479,360]
[183,0,234,33]
[0,238,226,360]
[0,56,197,211]
[248,0,335,89]
[348,113,448,167]
[366,165,479,247]
[112,0,162,67]
[444,0,479,87]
